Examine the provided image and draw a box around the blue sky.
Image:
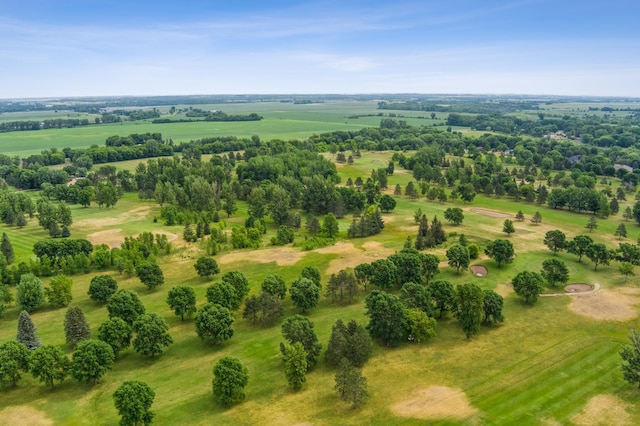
[1,0,639,98]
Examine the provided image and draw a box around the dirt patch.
[217,246,306,267]
[318,241,395,275]
[571,394,632,426]
[470,208,511,218]
[564,283,592,293]
[87,229,125,248]
[494,283,513,297]
[470,265,488,277]
[76,206,151,228]
[568,287,640,321]
[391,386,478,421]
[0,406,53,425]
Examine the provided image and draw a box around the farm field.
[1,146,640,425]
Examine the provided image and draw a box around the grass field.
[1,147,640,425]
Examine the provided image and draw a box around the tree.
[136,261,164,290]
[567,235,594,263]
[98,317,132,357]
[484,239,515,267]
[289,277,320,313]
[421,253,440,284]
[0,341,30,386]
[369,258,397,290]
[166,286,197,320]
[71,339,115,384]
[431,280,454,318]
[242,291,283,326]
[503,219,515,236]
[482,290,504,324]
[512,271,545,304]
[615,223,628,240]
[212,356,249,406]
[378,194,396,213]
[88,275,118,303]
[586,243,611,270]
[194,303,235,344]
[400,282,435,317]
[620,329,640,388]
[261,274,287,299]
[544,230,567,255]
[133,313,173,357]
[16,310,41,350]
[623,206,634,221]
[334,358,370,408]
[453,283,484,339]
[107,289,146,325]
[194,256,220,280]
[1,232,14,264]
[206,282,240,311]
[619,262,635,282]
[405,308,437,342]
[29,345,70,389]
[325,319,372,368]
[113,381,155,426]
[17,273,45,312]
[541,258,570,287]
[326,269,359,304]
[530,211,542,225]
[64,305,91,348]
[444,207,464,225]
[281,315,322,369]
[515,210,525,221]
[282,342,307,391]
[322,213,339,238]
[45,274,73,307]
[446,244,470,274]
[364,290,407,346]
[586,216,598,232]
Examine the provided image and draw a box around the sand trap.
[470,208,511,218]
[76,206,152,228]
[564,283,592,293]
[391,386,478,421]
[217,246,306,266]
[87,229,125,248]
[317,241,395,275]
[571,395,632,426]
[568,287,640,321]
[0,406,53,425]
[470,265,488,277]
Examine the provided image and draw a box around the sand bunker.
[571,395,632,426]
[470,208,511,218]
[564,284,592,293]
[217,246,306,266]
[391,386,478,421]
[76,206,151,228]
[568,287,640,321]
[470,265,488,277]
[317,241,395,275]
[0,406,53,426]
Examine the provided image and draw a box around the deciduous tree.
[1,232,14,264]
[194,303,235,344]
[0,341,30,386]
[446,244,470,274]
[212,356,249,406]
[71,339,115,384]
[261,274,287,299]
[544,230,566,255]
[98,317,132,357]
[166,286,197,320]
[281,315,322,369]
[29,345,70,389]
[453,283,484,339]
[586,243,611,271]
[482,289,504,324]
[194,257,220,280]
[88,275,118,303]
[17,273,44,312]
[484,239,515,267]
[113,381,155,426]
[45,274,73,307]
[365,290,407,346]
[541,258,569,287]
[282,342,307,391]
[567,235,593,263]
[136,261,164,290]
[107,289,145,325]
[512,271,545,304]
[289,277,320,313]
[444,207,464,225]
[133,313,173,357]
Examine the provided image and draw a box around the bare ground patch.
[318,241,395,275]
[87,229,125,248]
[0,406,53,425]
[494,283,513,297]
[391,386,479,421]
[571,394,632,426]
[470,208,512,218]
[568,287,640,321]
[217,246,306,267]
[76,206,152,228]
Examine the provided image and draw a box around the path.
[540,283,601,297]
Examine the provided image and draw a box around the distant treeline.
[378,100,541,114]
[0,118,90,132]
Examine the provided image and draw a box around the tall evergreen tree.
[64,306,91,348]
[16,310,41,350]
[1,232,14,264]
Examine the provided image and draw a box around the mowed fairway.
[1,150,640,425]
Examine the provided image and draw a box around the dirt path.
[540,283,600,297]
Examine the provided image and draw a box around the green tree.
[113,381,155,426]
[0,340,30,386]
[482,289,505,324]
[221,271,250,300]
[453,283,484,339]
[586,216,598,232]
[45,274,73,307]
[133,313,173,357]
[261,274,287,299]
[71,339,115,384]
[212,356,249,406]
[282,342,307,391]
[503,219,515,236]
[281,315,322,370]
[446,244,470,274]
[98,317,132,357]
[166,286,197,320]
[136,261,164,290]
[431,280,454,318]
[194,256,220,280]
[334,358,370,408]
[326,269,359,304]
[512,271,545,304]
[322,213,339,238]
[325,319,372,368]
[619,262,635,282]
[206,282,240,311]
[378,194,396,213]
[444,207,464,225]
[17,273,45,312]
[400,282,435,317]
[541,258,570,287]
[16,310,41,350]
[64,305,91,348]
[289,277,320,313]
[421,253,440,284]
[515,210,525,221]
[365,290,407,346]
[484,239,515,267]
[369,258,397,290]
[269,185,291,226]
[586,243,611,270]
[1,232,14,264]
[621,329,640,388]
[405,308,437,342]
[107,289,146,325]
[615,223,628,240]
[530,211,542,225]
[194,303,235,344]
[242,291,283,326]
[544,230,567,255]
[567,235,594,263]
[88,275,118,303]
[29,345,70,389]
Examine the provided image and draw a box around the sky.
[1,0,639,98]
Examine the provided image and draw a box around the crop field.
[1,143,640,425]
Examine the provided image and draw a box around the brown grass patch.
[87,228,125,248]
[470,208,511,218]
[0,406,53,425]
[76,206,151,228]
[571,395,632,426]
[568,287,640,321]
[391,386,479,421]
[494,283,513,297]
[318,241,395,275]
[470,265,488,277]
[217,246,306,267]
